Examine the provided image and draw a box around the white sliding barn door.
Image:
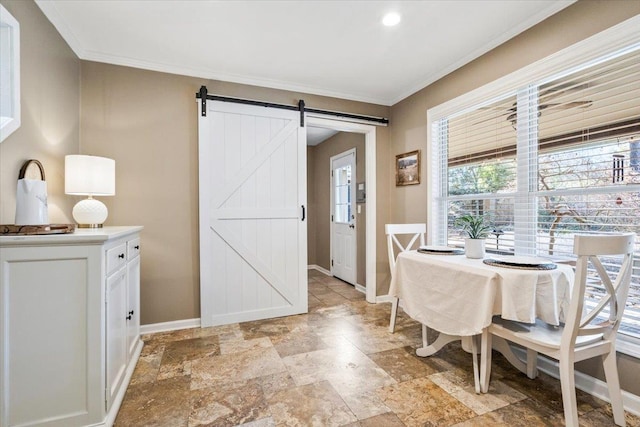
[198,101,307,326]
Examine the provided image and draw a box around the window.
[0,4,20,142]
[333,164,352,223]
[429,21,640,348]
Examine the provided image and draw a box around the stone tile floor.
[115,270,640,426]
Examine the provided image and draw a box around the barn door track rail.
[196,86,388,127]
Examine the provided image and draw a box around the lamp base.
[77,223,104,229]
[72,197,108,228]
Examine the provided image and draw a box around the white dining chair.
[386,223,426,333]
[482,233,635,427]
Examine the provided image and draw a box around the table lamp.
[65,155,115,228]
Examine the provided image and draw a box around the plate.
[490,255,554,266]
[418,245,458,253]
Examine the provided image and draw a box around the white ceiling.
[307,127,339,146]
[35,0,575,106]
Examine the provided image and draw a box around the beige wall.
[389,0,640,226]
[307,146,317,266]
[0,0,79,224]
[388,0,640,395]
[80,61,390,325]
[307,132,366,286]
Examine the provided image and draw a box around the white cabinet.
[126,241,141,361]
[105,237,141,412]
[0,226,143,427]
[106,264,128,410]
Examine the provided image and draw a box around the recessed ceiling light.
[382,12,401,27]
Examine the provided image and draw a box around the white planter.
[465,238,485,259]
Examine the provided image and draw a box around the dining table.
[388,248,575,393]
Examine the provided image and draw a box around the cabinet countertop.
[0,225,143,246]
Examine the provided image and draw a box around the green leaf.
[454,214,492,239]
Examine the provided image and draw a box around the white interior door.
[331,149,356,285]
[198,101,307,326]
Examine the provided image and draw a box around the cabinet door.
[126,254,141,360]
[106,266,128,410]
[0,244,103,427]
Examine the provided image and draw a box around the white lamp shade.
[65,155,115,196]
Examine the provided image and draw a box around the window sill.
[617,334,640,359]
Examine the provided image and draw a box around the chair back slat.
[385,223,427,236]
[563,233,635,347]
[385,223,426,277]
[579,256,617,325]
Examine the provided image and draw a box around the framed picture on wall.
[396,150,420,186]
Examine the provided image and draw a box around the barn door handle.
[301,205,306,221]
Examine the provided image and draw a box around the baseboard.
[510,347,640,416]
[308,265,367,295]
[308,264,331,276]
[376,295,396,304]
[140,318,201,335]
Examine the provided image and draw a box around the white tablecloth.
[388,251,574,336]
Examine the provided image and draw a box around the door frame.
[329,148,357,285]
[306,116,377,303]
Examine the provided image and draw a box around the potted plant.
[455,214,491,259]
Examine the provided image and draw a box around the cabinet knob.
[129,310,134,316]
[126,315,132,320]
[118,253,125,259]
[134,245,140,250]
